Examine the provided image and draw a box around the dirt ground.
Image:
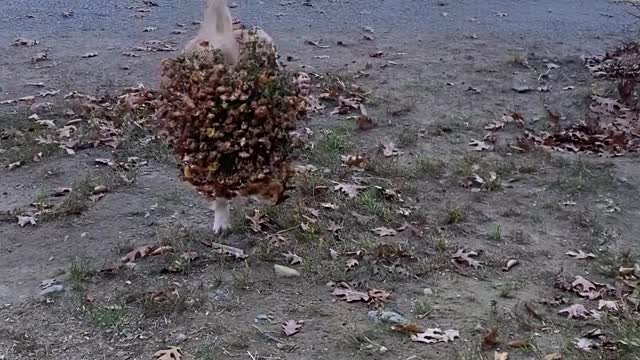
[1,1,640,360]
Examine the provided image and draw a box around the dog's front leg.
[211,197,231,233]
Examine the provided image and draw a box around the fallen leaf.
[572,276,596,292]
[346,258,359,270]
[14,37,38,47]
[143,26,158,32]
[351,211,374,225]
[484,121,505,131]
[558,304,590,319]
[329,248,339,259]
[304,39,330,48]
[507,339,529,348]
[210,242,247,259]
[575,337,596,352]
[451,249,482,269]
[468,139,493,151]
[502,259,519,272]
[370,50,385,58]
[35,119,56,128]
[597,300,618,311]
[494,352,509,360]
[382,142,403,157]
[38,89,59,97]
[411,328,459,344]
[8,161,22,170]
[391,324,424,334]
[333,182,366,198]
[482,327,499,350]
[150,246,174,256]
[341,154,367,168]
[17,215,36,227]
[565,250,596,260]
[372,227,397,237]
[282,320,303,336]
[320,202,339,210]
[81,52,99,58]
[123,52,140,57]
[153,346,183,360]
[333,287,369,302]
[19,96,35,102]
[283,251,303,265]
[121,245,154,263]
[356,115,376,130]
[368,288,392,304]
[32,52,48,63]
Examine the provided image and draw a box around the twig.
[274,224,301,235]
[252,325,284,344]
[221,347,242,357]
[247,351,257,360]
[418,310,433,319]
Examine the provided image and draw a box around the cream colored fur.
[185,0,239,65]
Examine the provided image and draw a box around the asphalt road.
[0,0,637,49]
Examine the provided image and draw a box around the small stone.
[39,284,64,296]
[379,346,388,353]
[423,288,434,296]
[368,310,407,325]
[511,83,532,93]
[255,314,269,321]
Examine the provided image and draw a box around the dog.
[185,0,239,65]
[184,0,283,234]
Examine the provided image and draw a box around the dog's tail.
[202,0,234,37]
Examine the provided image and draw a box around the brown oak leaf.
[121,245,154,263]
[558,304,590,319]
[411,328,459,344]
[154,346,183,360]
[282,320,303,337]
[482,327,499,350]
[332,287,369,302]
[451,249,482,269]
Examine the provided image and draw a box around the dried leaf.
[543,353,563,360]
[14,37,38,47]
[451,249,482,269]
[502,259,519,272]
[282,320,303,336]
[333,182,366,198]
[575,337,596,351]
[143,26,158,32]
[153,346,183,360]
[81,52,99,58]
[150,246,174,256]
[333,287,369,302]
[391,324,424,334]
[121,245,154,263]
[382,142,403,157]
[210,242,247,259]
[411,328,459,344]
[558,304,590,319]
[572,276,596,292]
[346,258,359,270]
[468,139,493,151]
[17,215,36,227]
[565,250,596,260]
[507,339,529,348]
[341,154,367,168]
[494,352,509,360]
[597,300,618,311]
[304,39,330,48]
[371,227,397,237]
[482,327,499,350]
[283,251,303,265]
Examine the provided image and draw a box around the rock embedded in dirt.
[172,333,188,344]
[368,310,408,325]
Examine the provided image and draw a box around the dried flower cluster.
[157,41,307,201]
[586,42,640,105]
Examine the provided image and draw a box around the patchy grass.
[69,260,94,290]
[397,128,419,147]
[488,224,502,241]
[552,157,615,194]
[415,156,445,178]
[89,306,126,327]
[307,128,350,169]
[446,205,466,224]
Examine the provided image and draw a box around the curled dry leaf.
[150,246,174,256]
[502,259,519,272]
[154,346,183,360]
[282,320,304,336]
[482,327,499,350]
[283,251,303,265]
[143,26,158,32]
[575,337,596,352]
[320,202,339,210]
[371,227,397,237]
[572,275,596,293]
[494,352,509,360]
[341,154,367,168]
[565,250,596,260]
[368,289,392,304]
[411,328,459,344]
[451,249,482,269]
[121,245,154,263]
[558,304,590,319]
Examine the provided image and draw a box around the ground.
[1,0,640,359]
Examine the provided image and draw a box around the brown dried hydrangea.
[157,42,307,200]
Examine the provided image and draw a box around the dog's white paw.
[211,197,231,234]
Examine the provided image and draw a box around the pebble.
[274,264,300,278]
[423,288,434,296]
[172,333,188,344]
[367,310,407,325]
